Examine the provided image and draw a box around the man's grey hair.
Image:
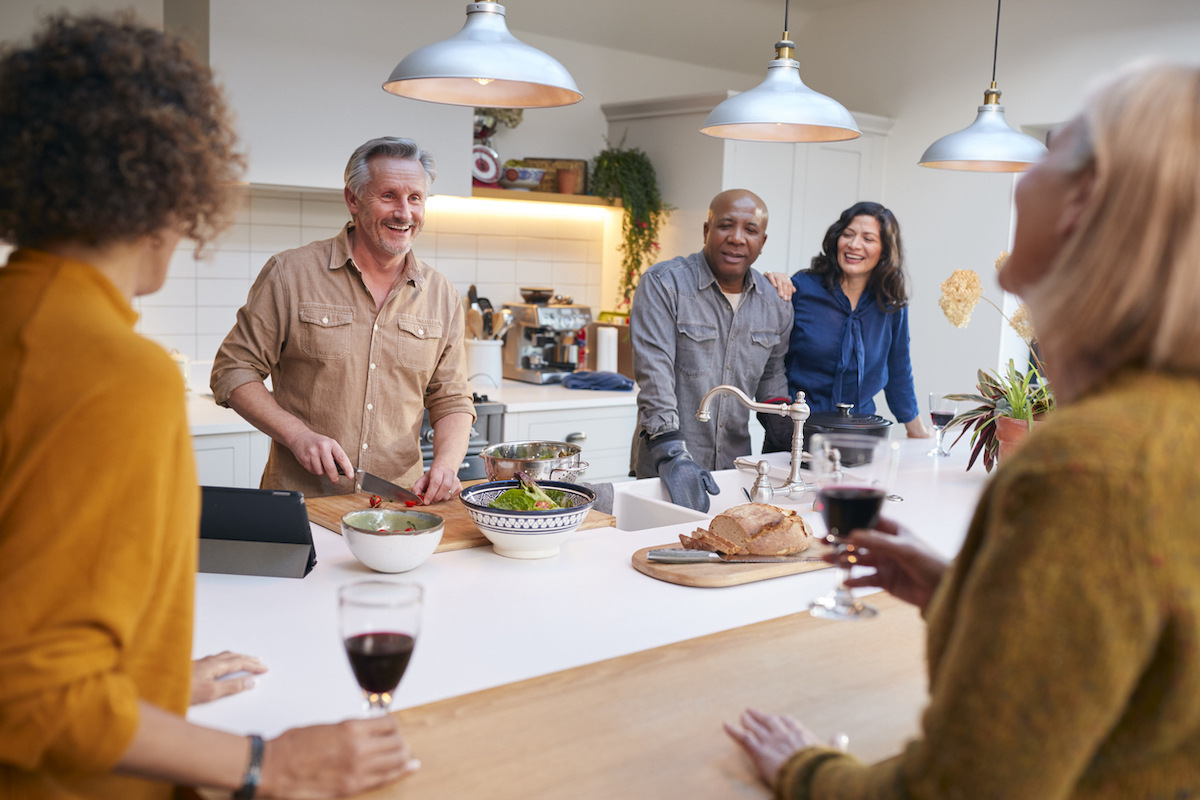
[344,137,437,198]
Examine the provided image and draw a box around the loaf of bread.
[679,504,813,556]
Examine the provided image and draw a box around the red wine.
[344,632,414,694]
[930,411,954,428]
[818,486,885,538]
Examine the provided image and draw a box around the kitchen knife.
[356,469,423,505]
[646,549,826,564]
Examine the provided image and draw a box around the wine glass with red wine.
[928,393,957,457]
[338,580,422,716]
[808,433,899,621]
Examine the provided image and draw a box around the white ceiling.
[505,0,861,76]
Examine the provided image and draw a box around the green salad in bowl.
[489,471,568,510]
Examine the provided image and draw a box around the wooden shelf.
[471,187,621,208]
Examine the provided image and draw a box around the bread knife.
[647,549,826,564]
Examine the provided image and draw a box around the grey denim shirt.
[629,251,793,476]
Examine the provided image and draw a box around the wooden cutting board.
[631,541,834,588]
[305,491,617,552]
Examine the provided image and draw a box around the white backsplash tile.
[134,185,611,356]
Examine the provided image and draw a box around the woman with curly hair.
[729,62,1200,799]
[0,14,416,799]
[766,203,930,441]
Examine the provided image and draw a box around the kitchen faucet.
[695,385,811,500]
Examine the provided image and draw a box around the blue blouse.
[784,272,919,423]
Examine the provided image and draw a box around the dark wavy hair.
[0,13,243,250]
[805,201,907,311]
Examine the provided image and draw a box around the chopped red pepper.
[405,500,417,507]
[404,527,414,532]
[368,494,384,508]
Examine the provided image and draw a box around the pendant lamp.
[919,0,1046,171]
[382,2,582,109]
[701,0,859,142]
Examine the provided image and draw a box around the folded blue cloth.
[561,371,634,391]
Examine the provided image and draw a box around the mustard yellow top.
[778,369,1200,799]
[0,250,198,799]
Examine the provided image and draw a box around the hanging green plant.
[591,136,671,309]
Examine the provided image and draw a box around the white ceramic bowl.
[497,166,545,191]
[341,509,444,573]
[459,481,596,559]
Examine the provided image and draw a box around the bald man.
[629,190,794,511]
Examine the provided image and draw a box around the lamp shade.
[701,56,860,143]
[382,2,582,109]
[919,101,1047,172]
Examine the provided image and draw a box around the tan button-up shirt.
[211,224,475,497]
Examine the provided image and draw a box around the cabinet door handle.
[565,432,587,444]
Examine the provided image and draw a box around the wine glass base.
[809,594,878,621]
[927,447,950,457]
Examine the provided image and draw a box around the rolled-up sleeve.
[210,256,287,406]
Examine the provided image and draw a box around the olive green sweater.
[779,370,1200,799]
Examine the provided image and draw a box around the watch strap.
[233,734,264,800]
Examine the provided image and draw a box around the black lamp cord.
[992,0,1001,83]
[784,0,790,33]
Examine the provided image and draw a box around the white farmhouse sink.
[611,453,811,530]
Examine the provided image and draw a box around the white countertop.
[187,439,988,739]
[474,378,638,412]
[187,378,637,437]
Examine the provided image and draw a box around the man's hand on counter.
[413,464,461,504]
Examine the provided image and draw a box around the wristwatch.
[233,734,264,800]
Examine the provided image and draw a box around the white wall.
[0,0,162,39]
[208,1,763,198]
[796,0,1200,412]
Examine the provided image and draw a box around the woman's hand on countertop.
[190,651,269,705]
[904,417,933,438]
[724,708,831,788]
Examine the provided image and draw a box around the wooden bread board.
[305,491,617,552]
[631,542,833,588]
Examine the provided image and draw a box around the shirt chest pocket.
[677,322,718,377]
[298,303,354,359]
[397,316,442,370]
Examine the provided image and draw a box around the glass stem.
[934,427,945,451]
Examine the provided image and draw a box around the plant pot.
[557,168,579,195]
[995,415,1045,462]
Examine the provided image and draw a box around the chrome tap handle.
[750,460,775,504]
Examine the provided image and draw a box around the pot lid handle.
[835,403,855,417]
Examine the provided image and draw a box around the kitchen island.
[190,439,988,797]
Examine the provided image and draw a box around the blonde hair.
[1030,62,1200,400]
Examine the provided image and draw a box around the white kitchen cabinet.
[192,431,271,489]
[601,93,892,277]
[502,405,637,483]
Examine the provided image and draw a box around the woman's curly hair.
[0,13,243,250]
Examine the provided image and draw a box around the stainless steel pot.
[480,440,589,483]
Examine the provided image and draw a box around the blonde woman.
[728,62,1200,798]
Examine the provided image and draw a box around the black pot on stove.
[803,404,893,465]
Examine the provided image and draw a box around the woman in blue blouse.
[767,202,930,438]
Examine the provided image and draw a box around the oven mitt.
[648,434,719,513]
[758,396,795,454]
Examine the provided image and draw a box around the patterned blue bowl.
[459,480,596,559]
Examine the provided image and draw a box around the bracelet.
[233,734,264,800]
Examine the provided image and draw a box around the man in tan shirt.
[212,137,475,501]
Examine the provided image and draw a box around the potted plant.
[591,136,671,309]
[939,256,1055,471]
[946,360,1054,472]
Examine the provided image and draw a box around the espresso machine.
[501,302,593,384]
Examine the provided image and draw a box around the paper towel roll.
[596,326,618,374]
